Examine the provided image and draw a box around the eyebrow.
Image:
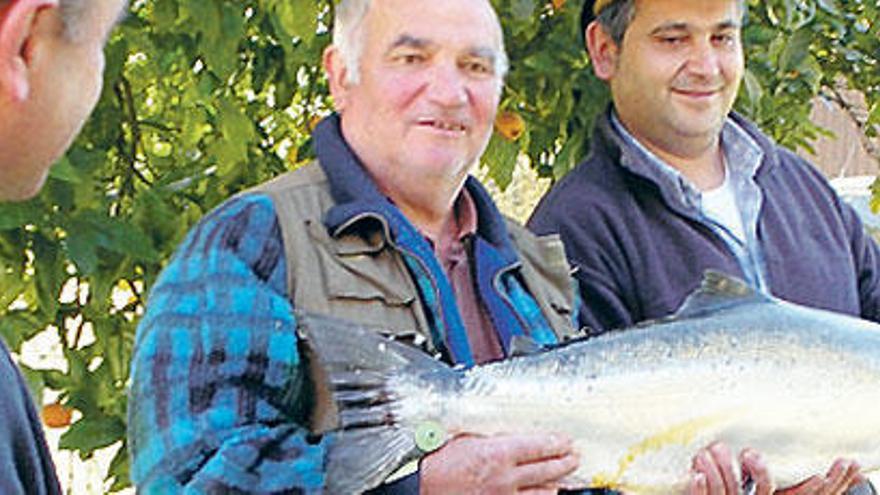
[387,34,498,64]
[388,34,432,52]
[650,19,741,35]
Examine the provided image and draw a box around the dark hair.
[581,0,746,47]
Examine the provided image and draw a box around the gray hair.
[597,0,747,45]
[333,0,509,85]
[0,0,107,40]
[58,0,92,39]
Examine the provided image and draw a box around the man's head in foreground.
[0,0,127,201]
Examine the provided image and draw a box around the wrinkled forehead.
[363,0,504,55]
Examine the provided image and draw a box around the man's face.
[331,0,504,198]
[0,0,126,201]
[605,0,744,155]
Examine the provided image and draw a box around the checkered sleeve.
[128,194,328,494]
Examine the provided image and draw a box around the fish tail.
[296,311,453,494]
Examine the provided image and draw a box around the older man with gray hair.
[128,0,585,492]
[0,0,127,493]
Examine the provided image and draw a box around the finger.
[820,459,848,495]
[688,471,708,495]
[776,476,823,495]
[517,486,560,495]
[822,459,860,495]
[504,434,574,464]
[707,442,739,494]
[693,448,726,494]
[512,452,580,488]
[740,449,774,495]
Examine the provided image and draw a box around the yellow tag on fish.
[414,421,446,452]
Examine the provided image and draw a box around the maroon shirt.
[426,189,504,364]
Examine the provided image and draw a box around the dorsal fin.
[673,271,772,319]
[509,335,545,357]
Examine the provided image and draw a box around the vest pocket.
[312,243,434,350]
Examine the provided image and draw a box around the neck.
[383,184,461,241]
[637,133,726,192]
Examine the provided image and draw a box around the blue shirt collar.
[609,110,764,211]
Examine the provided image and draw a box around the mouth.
[416,118,468,135]
[672,88,722,99]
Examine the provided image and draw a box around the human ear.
[322,45,352,113]
[0,0,57,101]
[585,21,619,81]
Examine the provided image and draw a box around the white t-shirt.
[702,165,746,243]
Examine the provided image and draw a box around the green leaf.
[153,0,179,26]
[275,0,318,41]
[742,68,764,114]
[32,236,61,320]
[511,0,537,20]
[17,364,45,408]
[66,227,99,275]
[0,312,43,353]
[778,28,812,73]
[108,444,131,491]
[103,220,160,262]
[481,133,520,190]
[48,157,83,184]
[59,415,126,456]
[0,202,39,230]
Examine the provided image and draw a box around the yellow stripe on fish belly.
[591,412,736,494]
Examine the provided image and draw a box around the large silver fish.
[297,272,880,494]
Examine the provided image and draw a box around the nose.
[686,39,722,79]
[426,63,468,108]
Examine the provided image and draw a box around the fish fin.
[324,426,423,494]
[673,271,772,320]
[296,311,453,493]
[510,335,545,356]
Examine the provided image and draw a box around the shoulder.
[151,190,287,302]
[180,192,280,260]
[528,152,637,237]
[760,141,841,204]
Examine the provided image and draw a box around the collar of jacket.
[312,113,520,267]
[591,106,781,217]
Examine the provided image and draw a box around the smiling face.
[595,0,744,157]
[326,0,504,205]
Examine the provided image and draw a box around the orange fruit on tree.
[41,403,73,428]
[495,110,526,141]
[552,0,566,10]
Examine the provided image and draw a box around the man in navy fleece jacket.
[529,0,877,493]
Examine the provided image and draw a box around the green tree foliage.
[0,0,876,489]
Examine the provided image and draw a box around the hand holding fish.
[774,458,865,495]
[419,433,580,494]
[687,443,773,495]
[687,444,865,495]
